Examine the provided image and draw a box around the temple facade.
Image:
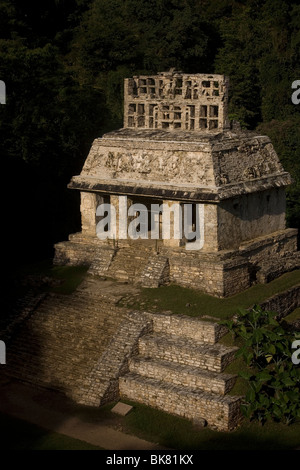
[54,71,298,297]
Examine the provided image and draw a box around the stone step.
[138,333,238,373]
[128,357,237,395]
[35,292,115,313]
[110,270,131,281]
[119,373,242,431]
[35,302,110,320]
[106,247,152,281]
[151,314,227,344]
[87,247,116,276]
[5,291,128,398]
[0,292,47,341]
[140,255,169,288]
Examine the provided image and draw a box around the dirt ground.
[0,375,164,450]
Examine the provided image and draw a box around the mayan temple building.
[54,71,299,297]
[4,71,300,433]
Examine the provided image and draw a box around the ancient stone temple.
[5,71,300,434]
[54,71,298,297]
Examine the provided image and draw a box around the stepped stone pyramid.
[3,284,129,396]
[119,314,242,431]
[3,277,242,431]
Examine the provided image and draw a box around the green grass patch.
[121,270,300,320]
[50,265,89,294]
[284,307,300,324]
[13,259,89,295]
[0,413,102,450]
[217,332,250,396]
[121,400,300,450]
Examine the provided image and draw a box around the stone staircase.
[5,289,128,399]
[0,291,47,343]
[55,235,171,288]
[105,245,154,282]
[87,246,116,276]
[139,255,169,287]
[119,314,242,431]
[3,276,243,431]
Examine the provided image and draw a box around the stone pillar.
[203,204,218,251]
[110,195,133,240]
[162,200,184,247]
[80,192,104,236]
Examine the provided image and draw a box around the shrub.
[223,306,300,425]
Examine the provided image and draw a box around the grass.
[0,413,102,450]
[285,307,300,324]
[50,265,89,294]
[11,259,89,296]
[120,270,300,320]
[120,400,300,450]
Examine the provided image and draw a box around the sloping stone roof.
[69,128,292,202]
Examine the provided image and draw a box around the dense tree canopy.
[0,0,299,265]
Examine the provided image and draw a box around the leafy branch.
[223,306,300,425]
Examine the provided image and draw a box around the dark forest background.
[1,0,299,268]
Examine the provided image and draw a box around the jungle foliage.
[223,306,300,425]
[0,0,299,263]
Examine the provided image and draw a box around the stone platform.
[4,275,299,431]
[3,276,242,431]
[54,227,298,297]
